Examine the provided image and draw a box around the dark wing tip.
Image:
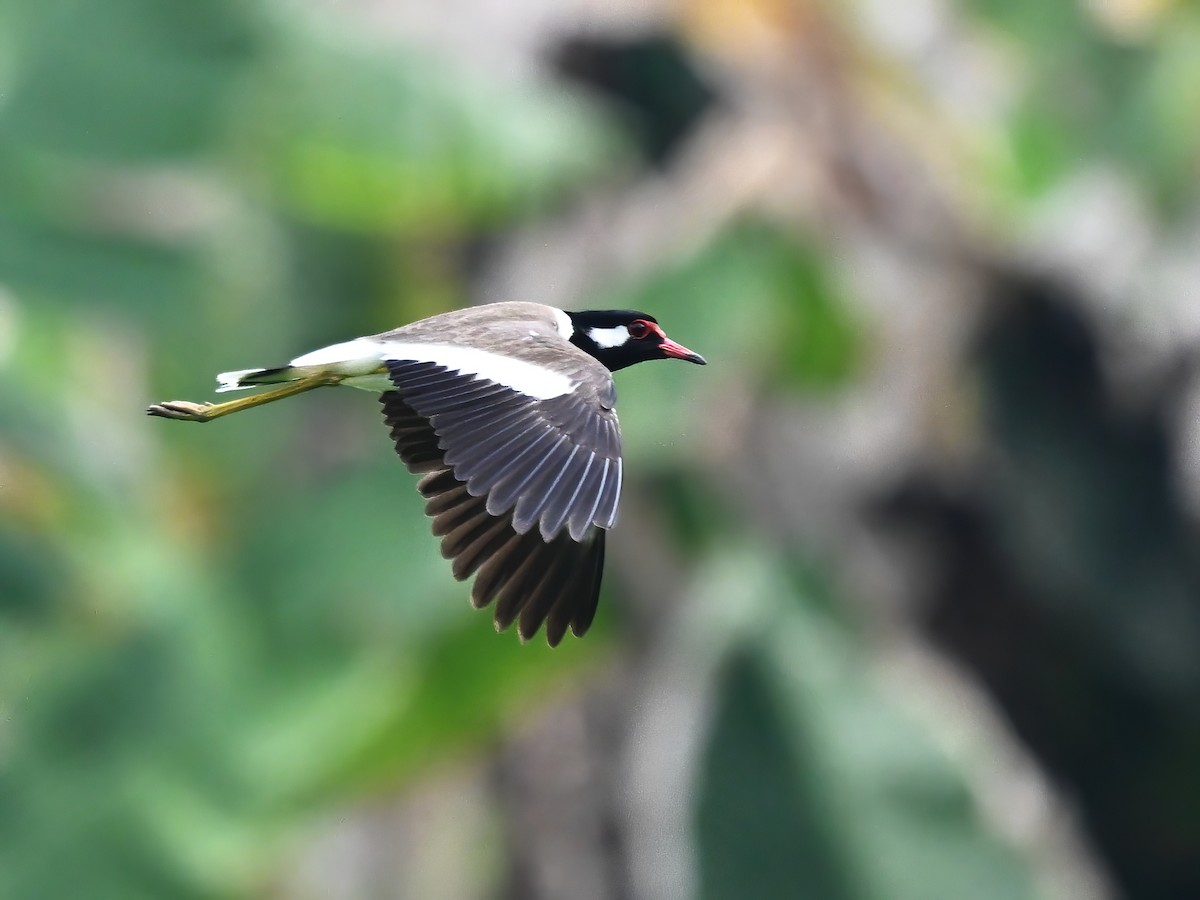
[380,366,612,645]
[568,531,605,639]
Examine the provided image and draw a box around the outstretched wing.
[378,357,621,645]
[385,358,621,541]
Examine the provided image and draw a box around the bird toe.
[146,400,214,422]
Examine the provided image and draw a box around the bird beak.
[659,337,707,365]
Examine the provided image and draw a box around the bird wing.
[377,349,621,645]
[384,355,622,541]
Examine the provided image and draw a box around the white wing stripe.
[383,342,574,399]
[291,339,576,400]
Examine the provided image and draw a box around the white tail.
[215,366,296,393]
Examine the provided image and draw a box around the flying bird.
[148,302,705,645]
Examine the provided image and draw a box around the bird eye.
[628,320,651,339]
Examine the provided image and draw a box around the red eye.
[628,320,651,339]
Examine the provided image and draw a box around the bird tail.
[215,366,299,393]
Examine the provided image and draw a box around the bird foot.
[146,400,214,422]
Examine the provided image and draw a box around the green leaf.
[693,549,1038,900]
[250,45,622,232]
[698,651,860,900]
[2,0,262,161]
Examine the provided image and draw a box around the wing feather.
[387,359,621,540]
[485,434,564,515]
[570,458,609,542]
[376,341,621,644]
[542,454,594,540]
[511,445,579,537]
[517,543,576,643]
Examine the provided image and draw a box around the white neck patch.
[551,307,574,340]
[587,325,630,349]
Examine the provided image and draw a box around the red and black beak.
[659,336,707,365]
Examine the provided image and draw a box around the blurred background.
[2,0,1200,897]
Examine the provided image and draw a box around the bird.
[147,301,706,646]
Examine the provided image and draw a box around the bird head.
[566,310,707,372]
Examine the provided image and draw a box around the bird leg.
[147,375,338,423]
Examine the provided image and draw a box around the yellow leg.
[147,375,338,423]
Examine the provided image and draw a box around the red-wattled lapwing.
[148,302,705,645]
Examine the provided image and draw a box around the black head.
[566,309,707,372]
